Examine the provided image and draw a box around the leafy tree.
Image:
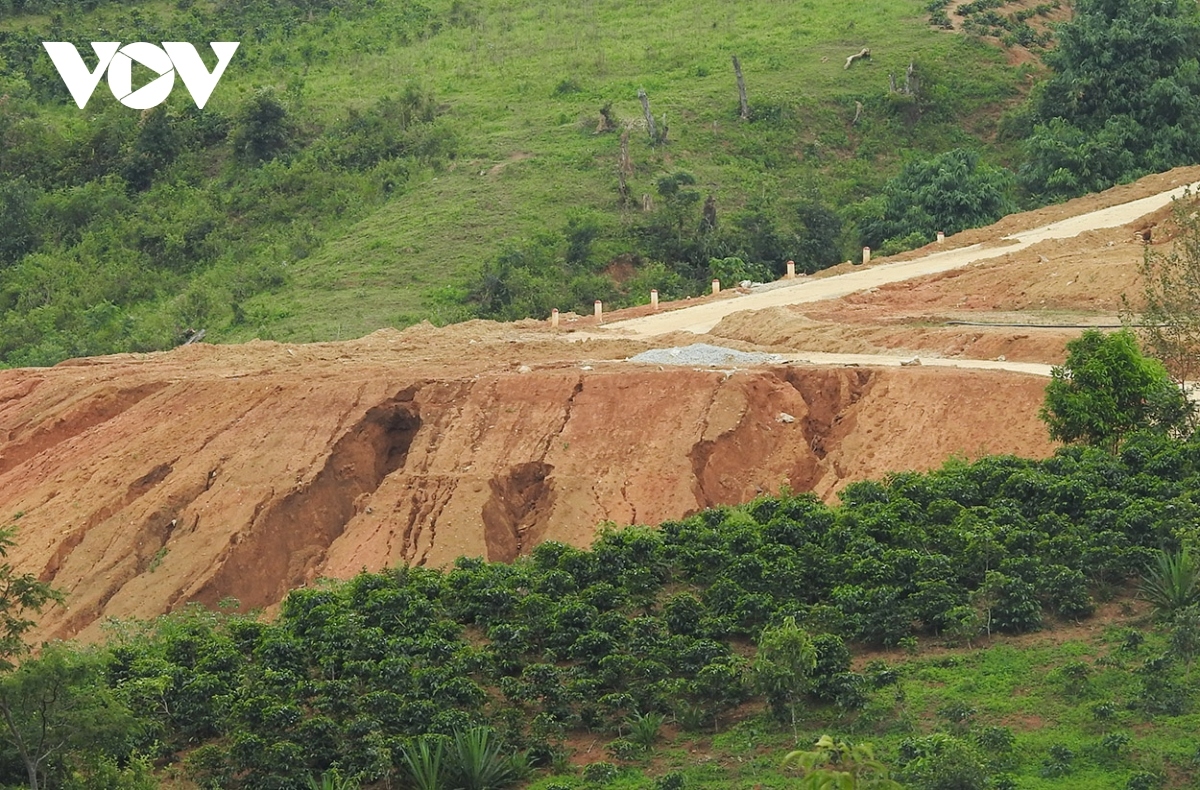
[1039,329,1192,451]
[752,617,817,733]
[230,88,293,165]
[1021,0,1200,200]
[793,196,844,273]
[1129,189,1200,412]
[782,735,902,790]
[0,178,39,267]
[0,645,137,790]
[0,527,61,669]
[859,149,1015,251]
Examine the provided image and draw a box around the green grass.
[248,0,1023,341]
[525,622,1199,789]
[1,0,1026,354]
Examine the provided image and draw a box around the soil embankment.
[0,332,1052,642]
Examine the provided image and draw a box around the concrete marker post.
[862,246,871,265]
[712,279,721,295]
[650,289,659,310]
[551,308,559,328]
[937,230,945,244]
[594,300,603,323]
[785,260,796,279]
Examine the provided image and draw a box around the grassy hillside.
[0,0,1028,362]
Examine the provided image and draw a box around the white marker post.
[594,300,603,323]
[785,260,796,279]
[712,279,721,295]
[551,308,559,328]
[937,231,945,244]
[650,289,659,310]
[862,246,871,265]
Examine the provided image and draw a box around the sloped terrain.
[0,327,1054,642]
[3,166,1198,641]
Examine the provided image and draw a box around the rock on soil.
[628,343,784,367]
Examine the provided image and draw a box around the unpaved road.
[777,352,1054,376]
[600,181,1200,338]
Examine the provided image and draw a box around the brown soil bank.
[0,336,1054,642]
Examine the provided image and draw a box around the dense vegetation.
[0,0,1028,364]
[4,427,1200,787]
[3,0,1200,364]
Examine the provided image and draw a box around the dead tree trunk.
[618,129,631,205]
[904,61,918,96]
[595,102,616,134]
[844,47,870,69]
[732,54,749,120]
[702,195,717,231]
[638,88,656,143]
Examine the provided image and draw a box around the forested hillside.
[4,0,1200,365]
[0,0,1035,365]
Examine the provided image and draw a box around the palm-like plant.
[306,768,359,790]
[401,737,446,790]
[1140,548,1200,616]
[449,726,514,790]
[626,711,665,748]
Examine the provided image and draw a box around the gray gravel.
[627,343,784,367]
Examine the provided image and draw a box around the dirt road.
[600,180,1200,338]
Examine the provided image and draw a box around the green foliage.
[783,735,903,789]
[1131,189,1200,395]
[752,617,817,729]
[0,527,61,669]
[858,148,1015,251]
[624,711,665,748]
[61,753,158,790]
[400,737,446,790]
[16,436,1200,785]
[896,734,988,790]
[449,727,515,790]
[1140,548,1200,616]
[0,0,1029,358]
[1040,330,1192,451]
[1020,0,1200,200]
[0,645,139,790]
[306,768,360,790]
[708,257,770,286]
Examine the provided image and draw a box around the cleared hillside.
[0,0,1026,363]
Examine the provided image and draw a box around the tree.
[751,617,816,734]
[1129,189,1200,414]
[1021,0,1200,200]
[859,149,1015,252]
[230,87,293,165]
[0,179,39,268]
[1039,329,1192,451]
[0,645,137,790]
[0,527,60,670]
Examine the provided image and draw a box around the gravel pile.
[628,343,785,367]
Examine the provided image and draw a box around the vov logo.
[42,42,239,110]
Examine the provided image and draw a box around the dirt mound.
[0,338,1054,642]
